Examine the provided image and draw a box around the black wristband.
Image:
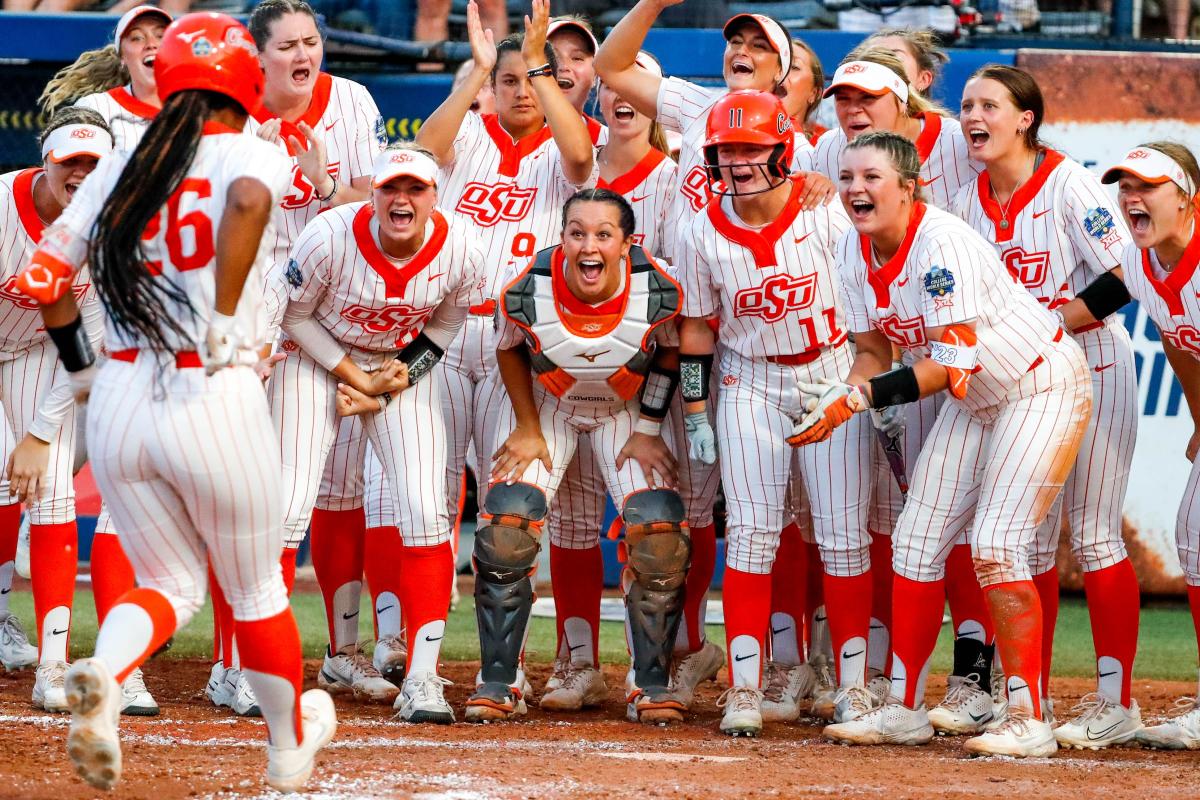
[868,365,920,409]
[398,331,445,384]
[1075,270,1131,322]
[639,366,678,420]
[679,354,713,403]
[46,314,95,373]
[526,63,553,79]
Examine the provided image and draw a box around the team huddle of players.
[2,0,1200,792]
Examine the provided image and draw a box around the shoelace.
[124,669,149,695]
[377,635,406,656]
[761,663,789,702]
[411,674,453,703]
[832,685,875,716]
[0,616,31,647]
[347,651,385,679]
[940,673,985,711]
[1065,691,1112,724]
[991,704,1035,736]
[716,686,762,712]
[40,660,68,684]
[1164,695,1200,720]
[560,666,595,691]
[814,661,836,691]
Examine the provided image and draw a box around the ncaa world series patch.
[924,265,956,309]
[1083,207,1123,249]
[374,116,388,148]
[285,258,303,288]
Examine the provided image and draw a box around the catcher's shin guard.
[472,482,546,697]
[622,490,691,710]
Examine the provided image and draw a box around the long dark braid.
[88,89,236,351]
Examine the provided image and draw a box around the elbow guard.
[46,314,95,373]
[18,250,76,305]
[398,331,445,385]
[1075,270,1131,321]
[929,324,978,400]
[679,354,713,403]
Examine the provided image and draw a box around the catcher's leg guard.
[469,482,546,717]
[622,489,691,723]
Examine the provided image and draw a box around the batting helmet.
[703,90,794,186]
[154,13,264,115]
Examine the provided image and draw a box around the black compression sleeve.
[868,366,920,409]
[46,314,94,373]
[1076,271,1132,321]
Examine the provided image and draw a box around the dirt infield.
[2,660,1200,799]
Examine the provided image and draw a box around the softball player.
[271,144,485,723]
[39,5,170,150]
[19,14,335,791]
[813,131,1090,758]
[1101,143,1200,750]
[476,187,689,726]
[0,108,111,714]
[676,91,870,738]
[953,65,1140,747]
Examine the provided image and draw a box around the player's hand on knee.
[871,405,904,438]
[491,425,551,484]
[796,171,836,209]
[683,411,717,465]
[7,433,50,504]
[336,382,386,417]
[617,430,677,489]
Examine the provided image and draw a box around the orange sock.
[0,504,19,617]
[824,570,872,687]
[95,587,176,682]
[30,521,77,663]
[236,609,304,749]
[985,580,1044,718]
[1083,560,1140,706]
[280,548,298,595]
[209,563,235,667]
[309,508,366,652]
[868,532,893,674]
[890,575,945,707]
[682,522,716,652]
[400,541,453,675]
[945,543,995,642]
[1188,585,1200,656]
[723,567,770,687]
[550,544,602,667]
[1032,568,1059,697]
[90,532,136,625]
[804,539,824,654]
[768,523,806,664]
[364,526,404,641]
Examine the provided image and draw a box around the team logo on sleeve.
[1083,207,1123,250]
[285,259,303,288]
[923,265,956,309]
[374,115,388,148]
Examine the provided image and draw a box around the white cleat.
[395,671,455,724]
[120,668,159,716]
[809,657,837,721]
[15,514,30,579]
[833,685,880,724]
[929,674,995,735]
[865,672,891,707]
[33,660,70,712]
[965,706,1057,757]
[205,662,231,708]
[540,662,608,711]
[372,634,407,687]
[668,640,725,708]
[1053,693,1141,749]
[718,686,764,737]
[65,658,122,790]
[1136,697,1200,750]
[0,613,38,671]
[761,662,815,723]
[823,701,934,746]
[318,647,400,704]
[228,668,262,717]
[266,689,338,793]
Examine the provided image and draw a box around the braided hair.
[562,187,636,239]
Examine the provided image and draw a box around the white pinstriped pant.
[717,347,872,577]
[271,349,451,548]
[86,355,288,622]
[0,342,77,524]
[1030,324,1137,574]
[893,336,1092,585]
[1177,456,1200,585]
[869,392,950,537]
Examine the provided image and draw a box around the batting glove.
[683,411,718,465]
[203,311,239,375]
[870,405,905,438]
[68,364,97,404]
[789,379,869,446]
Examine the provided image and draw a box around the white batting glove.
[203,311,239,375]
[67,365,96,404]
[870,405,905,438]
[683,411,718,465]
[789,379,869,446]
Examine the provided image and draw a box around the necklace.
[993,183,1019,230]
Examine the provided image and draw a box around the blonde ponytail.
[40,45,129,114]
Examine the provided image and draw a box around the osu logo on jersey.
[0,275,88,310]
[341,303,433,335]
[733,273,818,323]
[1002,247,1051,289]
[1164,325,1200,356]
[878,314,926,347]
[455,182,537,227]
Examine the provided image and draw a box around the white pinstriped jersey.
[805,114,980,210]
[52,124,292,352]
[678,176,851,358]
[597,147,678,259]
[247,73,386,268]
[953,150,1128,312]
[74,86,156,152]
[437,112,592,300]
[837,202,1062,412]
[1121,222,1200,358]
[274,202,486,370]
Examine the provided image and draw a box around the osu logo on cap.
[1127,150,1149,159]
[390,152,415,164]
[224,27,258,56]
[844,63,866,74]
[70,128,96,139]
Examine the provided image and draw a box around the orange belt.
[470,299,497,316]
[766,348,822,366]
[110,349,204,369]
[1026,328,1064,373]
[1072,320,1103,334]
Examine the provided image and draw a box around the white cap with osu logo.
[373,148,439,188]
[41,124,114,163]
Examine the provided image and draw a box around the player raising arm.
[17,15,335,792]
[806,132,1090,758]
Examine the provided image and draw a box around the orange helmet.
[154,13,264,115]
[703,90,794,185]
